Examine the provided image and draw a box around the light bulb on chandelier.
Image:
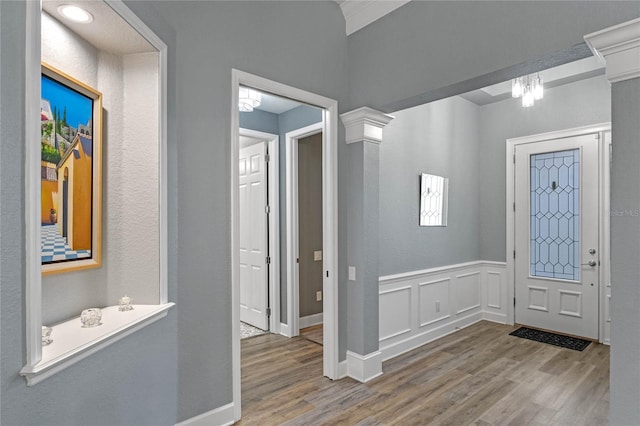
[511,73,543,107]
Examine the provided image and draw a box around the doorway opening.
[231,70,339,421]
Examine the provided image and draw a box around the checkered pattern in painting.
[41,225,91,263]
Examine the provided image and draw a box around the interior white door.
[239,142,269,330]
[515,134,600,339]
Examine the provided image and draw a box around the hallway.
[239,321,609,425]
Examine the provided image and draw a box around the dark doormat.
[509,327,591,351]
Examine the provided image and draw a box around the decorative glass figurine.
[80,308,102,328]
[42,326,53,346]
[118,295,134,311]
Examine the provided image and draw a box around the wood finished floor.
[300,324,323,345]
[238,321,609,425]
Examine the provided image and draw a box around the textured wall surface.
[41,13,161,323]
[379,96,481,275]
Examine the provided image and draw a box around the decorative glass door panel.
[515,134,600,340]
[530,149,580,281]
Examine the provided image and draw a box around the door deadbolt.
[589,248,596,255]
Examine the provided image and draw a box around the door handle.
[581,260,597,267]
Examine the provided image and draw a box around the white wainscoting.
[379,261,507,361]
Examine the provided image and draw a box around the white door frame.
[231,70,340,421]
[284,122,324,338]
[239,128,280,334]
[506,123,611,343]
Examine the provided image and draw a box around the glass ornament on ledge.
[118,295,134,312]
[80,308,102,328]
[42,326,53,346]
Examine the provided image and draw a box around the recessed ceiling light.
[57,5,94,24]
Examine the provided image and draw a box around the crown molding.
[341,107,394,144]
[584,18,640,83]
[339,0,411,36]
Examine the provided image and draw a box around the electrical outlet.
[314,250,323,261]
[316,291,322,301]
[435,300,441,313]
[348,266,356,281]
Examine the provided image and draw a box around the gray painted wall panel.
[478,75,611,262]
[149,2,347,421]
[379,96,481,275]
[609,78,640,425]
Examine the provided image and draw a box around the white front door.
[515,134,600,339]
[239,142,269,330]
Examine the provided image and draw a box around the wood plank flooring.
[300,324,323,345]
[238,321,609,425]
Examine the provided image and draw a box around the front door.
[515,134,599,339]
[239,141,269,331]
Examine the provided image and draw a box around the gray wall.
[298,133,323,318]
[239,104,323,324]
[479,75,611,262]
[0,1,180,425]
[347,1,639,111]
[379,96,481,275]
[609,78,640,425]
[149,2,348,422]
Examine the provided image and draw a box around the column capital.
[340,107,394,145]
[585,18,640,83]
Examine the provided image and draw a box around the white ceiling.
[42,0,156,55]
[253,91,305,115]
[337,0,411,35]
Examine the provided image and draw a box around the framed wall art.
[40,63,102,275]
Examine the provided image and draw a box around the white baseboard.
[176,402,234,426]
[299,313,323,329]
[279,322,292,337]
[338,359,348,379]
[381,312,483,361]
[482,311,508,324]
[346,350,383,382]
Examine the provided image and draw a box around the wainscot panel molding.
[346,350,383,382]
[379,261,507,361]
[176,402,234,426]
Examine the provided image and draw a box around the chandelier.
[511,73,543,107]
[238,87,262,112]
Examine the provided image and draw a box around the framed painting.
[40,63,102,275]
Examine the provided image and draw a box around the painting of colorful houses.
[40,71,95,266]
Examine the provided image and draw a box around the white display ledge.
[21,303,174,386]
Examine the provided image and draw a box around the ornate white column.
[340,107,393,382]
[585,18,640,426]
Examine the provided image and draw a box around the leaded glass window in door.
[530,149,580,280]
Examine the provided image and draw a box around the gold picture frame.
[40,63,102,275]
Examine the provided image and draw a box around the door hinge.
[513,250,516,259]
[514,297,516,307]
[513,154,516,164]
[266,307,271,317]
[265,154,270,162]
[513,202,515,212]
[326,271,329,278]
[265,205,270,214]
[266,256,271,264]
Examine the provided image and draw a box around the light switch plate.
[348,266,356,281]
[316,291,322,301]
[314,250,323,261]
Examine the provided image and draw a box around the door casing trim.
[231,69,340,422]
[505,123,611,343]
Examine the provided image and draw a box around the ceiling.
[42,0,156,55]
[255,92,304,115]
[459,56,605,106]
